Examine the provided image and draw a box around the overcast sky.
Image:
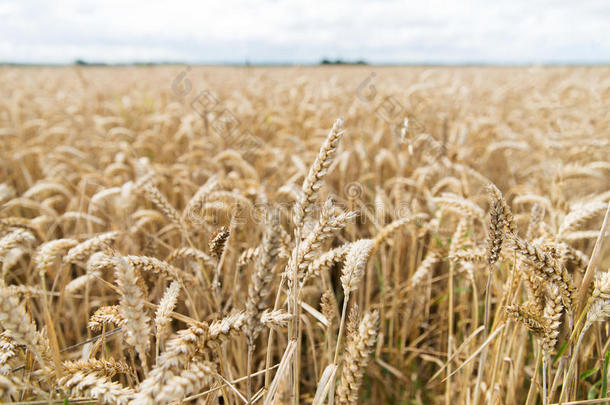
[1,0,609,64]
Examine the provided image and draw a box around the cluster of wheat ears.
[0,66,609,404]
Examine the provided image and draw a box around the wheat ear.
[63,231,120,264]
[59,369,134,405]
[34,238,78,276]
[141,184,182,227]
[62,358,130,378]
[336,310,380,405]
[88,305,126,331]
[154,360,216,404]
[332,237,375,399]
[507,234,575,309]
[114,257,151,372]
[340,239,374,296]
[294,118,344,231]
[0,288,49,369]
[209,225,230,259]
[245,220,281,341]
[155,281,181,356]
[135,323,209,403]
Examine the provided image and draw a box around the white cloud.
[1,0,609,64]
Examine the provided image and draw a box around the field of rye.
[0,65,609,404]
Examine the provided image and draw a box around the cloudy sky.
[1,0,609,64]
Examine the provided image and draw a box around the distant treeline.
[319,59,368,65]
[71,59,369,66]
[74,59,156,66]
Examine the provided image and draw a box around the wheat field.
[0,65,609,404]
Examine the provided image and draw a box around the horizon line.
[3,60,610,67]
